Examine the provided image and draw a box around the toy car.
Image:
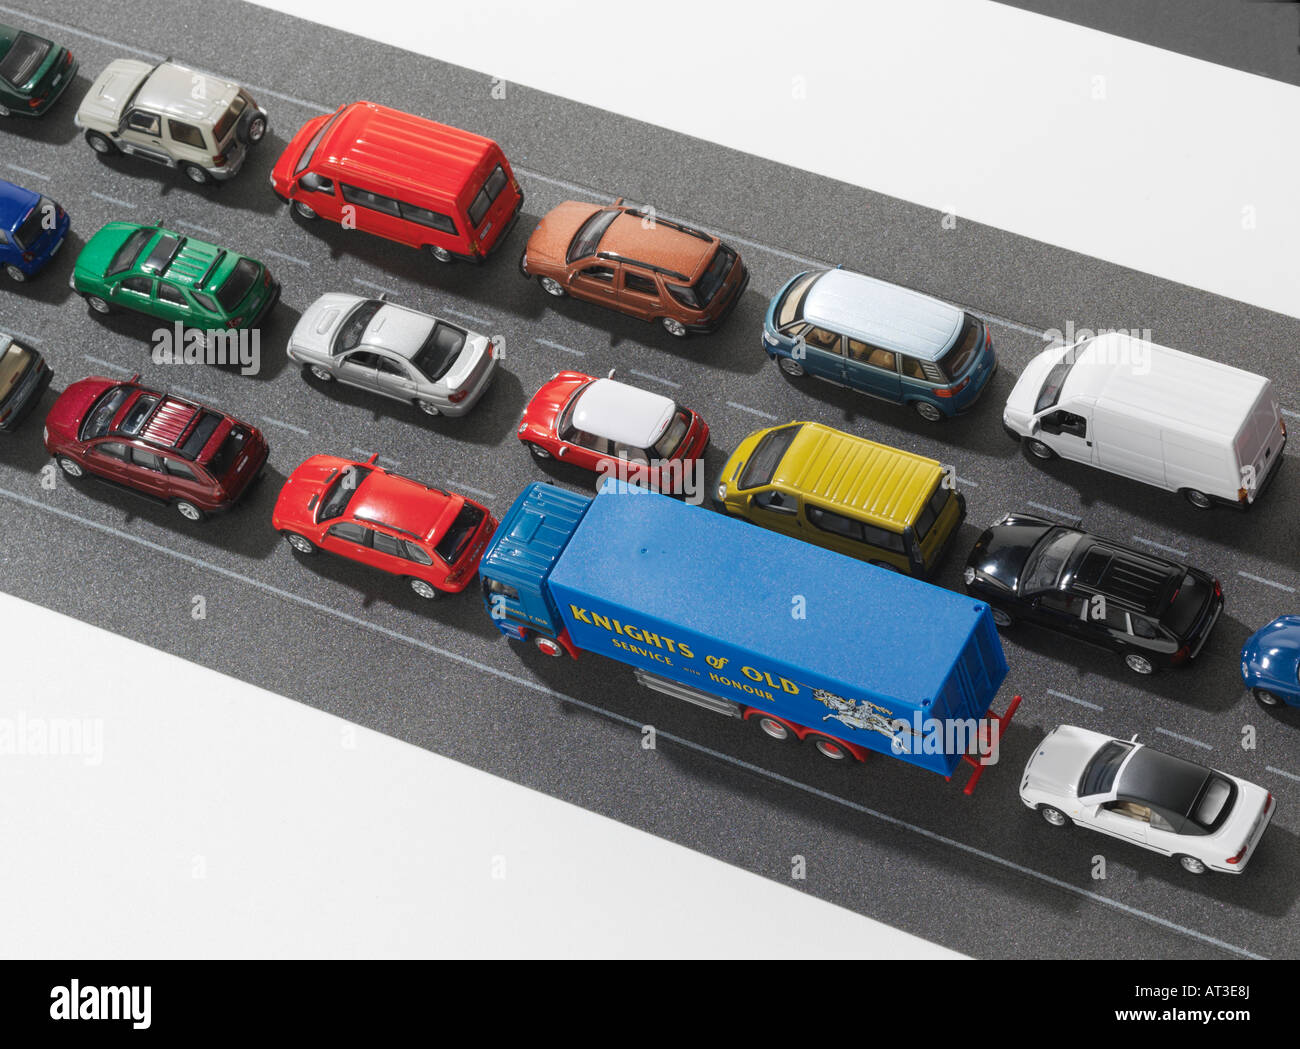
[761,268,996,421]
[270,101,522,263]
[71,223,279,330]
[75,59,267,184]
[714,422,966,576]
[963,513,1223,675]
[43,374,269,520]
[0,333,52,432]
[520,198,748,337]
[272,454,497,599]
[1021,725,1275,874]
[518,371,709,494]
[1240,616,1300,708]
[287,293,498,416]
[0,178,69,282]
[0,23,76,117]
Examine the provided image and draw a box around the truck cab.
[479,482,588,657]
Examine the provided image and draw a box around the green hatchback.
[71,223,280,330]
[0,23,76,117]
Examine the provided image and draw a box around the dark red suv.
[44,375,269,520]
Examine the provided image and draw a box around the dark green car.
[71,223,280,330]
[0,23,76,117]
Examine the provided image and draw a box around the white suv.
[75,59,267,184]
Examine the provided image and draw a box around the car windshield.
[213,95,247,144]
[0,32,50,88]
[332,299,382,355]
[411,322,468,382]
[107,228,155,276]
[80,386,131,441]
[1079,740,1133,797]
[1034,345,1084,413]
[776,271,820,329]
[938,314,982,382]
[739,425,802,489]
[13,199,53,250]
[435,502,484,563]
[1020,528,1085,594]
[295,107,342,174]
[684,246,736,310]
[1164,572,1210,638]
[468,165,508,228]
[215,258,261,312]
[566,208,620,263]
[1190,775,1236,832]
[651,410,691,459]
[317,465,372,522]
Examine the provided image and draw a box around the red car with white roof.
[272,453,497,599]
[43,375,268,520]
[517,370,709,494]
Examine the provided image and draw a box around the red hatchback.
[518,371,709,495]
[272,454,497,599]
[44,375,268,520]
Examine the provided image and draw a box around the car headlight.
[715,483,727,501]
[762,331,779,346]
[963,566,976,585]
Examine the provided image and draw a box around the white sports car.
[1020,725,1274,874]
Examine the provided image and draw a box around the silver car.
[288,293,498,417]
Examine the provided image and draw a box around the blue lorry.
[479,481,1020,790]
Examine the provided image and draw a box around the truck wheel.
[534,635,564,657]
[1177,854,1208,875]
[85,130,117,155]
[660,317,687,338]
[752,714,795,743]
[808,735,852,761]
[1025,438,1056,460]
[1038,804,1068,828]
[869,561,901,573]
[539,276,566,298]
[1252,688,1284,708]
[1182,488,1213,510]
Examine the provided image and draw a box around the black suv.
[963,513,1223,674]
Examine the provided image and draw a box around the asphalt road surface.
[2,0,1298,959]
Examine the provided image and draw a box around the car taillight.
[28,98,42,108]
[1226,843,1248,865]
[1171,644,1190,665]
[449,389,469,403]
[1282,419,1288,437]
[213,153,227,166]
[1213,579,1222,599]
[468,238,479,254]
[0,408,11,424]
[1237,487,1249,503]
[22,252,33,262]
[935,376,971,398]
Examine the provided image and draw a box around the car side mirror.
[1029,417,1041,436]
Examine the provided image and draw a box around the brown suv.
[520,198,748,337]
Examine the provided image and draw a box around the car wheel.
[85,130,117,155]
[912,400,944,423]
[1038,804,1068,828]
[0,104,10,117]
[308,364,333,382]
[1253,687,1284,708]
[57,456,84,479]
[991,607,1015,628]
[1026,438,1056,460]
[526,442,551,460]
[417,401,440,417]
[428,245,454,263]
[1177,854,1208,875]
[1124,652,1155,675]
[534,635,564,657]
[84,294,114,315]
[660,317,687,338]
[752,714,795,743]
[282,532,315,554]
[1182,488,1213,510]
[870,561,902,573]
[409,578,439,600]
[777,356,805,377]
[293,200,318,220]
[174,500,204,522]
[3,263,26,282]
[245,115,267,144]
[183,163,213,185]
[808,735,852,761]
[539,276,566,298]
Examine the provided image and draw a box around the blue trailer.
[479,481,1020,790]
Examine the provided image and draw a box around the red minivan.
[269,101,524,264]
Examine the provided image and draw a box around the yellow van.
[713,422,966,575]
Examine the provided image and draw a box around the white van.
[1003,333,1286,509]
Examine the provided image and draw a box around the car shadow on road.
[0,82,84,148]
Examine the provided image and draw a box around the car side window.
[578,265,615,283]
[613,443,649,465]
[326,521,369,544]
[0,231,8,245]
[343,351,381,369]
[1110,801,1152,822]
[860,521,907,554]
[193,291,220,312]
[404,541,434,566]
[803,327,842,355]
[125,109,161,135]
[571,430,611,455]
[1038,591,1087,617]
[120,276,153,296]
[847,339,896,371]
[396,201,456,234]
[167,120,206,150]
[1042,410,1087,438]
[372,531,406,558]
[622,271,658,297]
[1102,605,1129,632]
[1149,809,1177,833]
[156,282,187,307]
[340,184,402,217]
[130,447,164,472]
[94,441,130,460]
[164,458,197,480]
[806,504,862,540]
[1130,616,1159,639]
[753,489,797,515]
[376,357,409,378]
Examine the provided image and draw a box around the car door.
[112,275,156,314]
[368,528,422,579]
[119,107,172,164]
[1090,800,1152,848]
[563,429,611,473]
[843,338,903,402]
[617,267,662,321]
[161,454,208,508]
[153,279,196,328]
[1036,408,1093,464]
[747,488,802,539]
[321,519,374,563]
[794,326,847,385]
[339,184,407,244]
[85,439,133,483]
[335,350,384,392]
[1028,589,1089,639]
[126,444,172,499]
[295,172,342,222]
[373,353,419,403]
[164,118,208,170]
[569,262,619,308]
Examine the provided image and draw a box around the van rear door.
[1236,387,1285,503]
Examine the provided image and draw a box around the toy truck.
[479,481,1020,792]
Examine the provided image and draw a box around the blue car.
[1241,616,1300,708]
[0,178,69,282]
[761,267,996,422]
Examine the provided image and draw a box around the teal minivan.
[761,267,996,422]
